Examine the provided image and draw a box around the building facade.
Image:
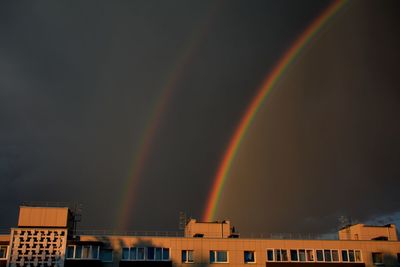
[0,204,399,267]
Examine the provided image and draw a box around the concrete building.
[1,204,400,267]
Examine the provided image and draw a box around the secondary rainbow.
[203,0,347,222]
[117,1,223,230]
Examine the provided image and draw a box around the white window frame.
[0,245,8,260]
[316,249,324,262]
[66,245,100,260]
[290,249,299,262]
[305,249,314,262]
[266,249,274,262]
[331,249,340,262]
[121,247,170,261]
[323,249,333,262]
[341,249,362,263]
[244,250,256,264]
[182,250,194,263]
[276,249,289,262]
[210,250,229,263]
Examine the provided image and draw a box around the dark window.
[155,248,162,260]
[244,251,255,263]
[281,249,288,261]
[332,250,339,262]
[217,251,228,262]
[316,250,324,261]
[91,246,99,259]
[372,252,383,264]
[290,250,298,261]
[210,251,215,263]
[122,248,130,260]
[210,250,228,263]
[75,246,82,259]
[130,247,137,260]
[66,246,74,259]
[267,250,274,261]
[137,248,145,260]
[182,250,193,263]
[147,247,155,260]
[100,249,113,262]
[275,249,281,261]
[162,248,170,260]
[324,250,332,262]
[349,250,355,262]
[342,250,348,262]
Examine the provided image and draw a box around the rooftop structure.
[0,204,399,267]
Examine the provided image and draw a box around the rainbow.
[203,0,347,222]
[117,1,223,230]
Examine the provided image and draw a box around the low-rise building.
[0,204,399,267]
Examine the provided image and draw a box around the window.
[341,250,362,263]
[122,248,130,260]
[244,251,255,263]
[299,250,306,262]
[275,249,281,261]
[66,246,74,259]
[372,252,383,265]
[273,249,288,261]
[266,250,274,261]
[342,250,348,262]
[182,250,194,263]
[324,250,332,262]
[162,248,170,261]
[100,248,113,262]
[306,250,314,261]
[122,247,169,261]
[148,247,155,260]
[82,246,90,259]
[332,250,339,262]
[66,245,100,260]
[349,250,355,262]
[75,246,82,259]
[281,249,288,261]
[210,250,228,263]
[130,247,137,260]
[355,250,362,262]
[0,246,8,259]
[316,250,324,262]
[397,253,400,264]
[290,250,298,261]
[138,247,145,260]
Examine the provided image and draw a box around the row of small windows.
[65,247,362,264]
[66,245,113,262]
[121,247,170,261]
[266,249,362,263]
[65,245,399,265]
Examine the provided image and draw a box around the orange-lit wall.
[18,206,70,228]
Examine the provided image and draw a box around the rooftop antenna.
[179,211,187,230]
[71,203,82,237]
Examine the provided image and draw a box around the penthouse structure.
[0,204,399,267]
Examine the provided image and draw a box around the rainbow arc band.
[203,0,347,222]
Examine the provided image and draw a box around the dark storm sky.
[1,0,399,234]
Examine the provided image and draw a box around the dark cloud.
[1,0,398,234]
[219,0,400,234]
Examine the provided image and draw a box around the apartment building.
[0,204,399,267]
